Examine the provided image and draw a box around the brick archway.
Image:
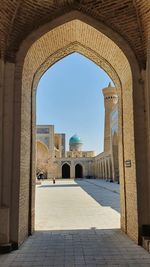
[75,164,83,179]
[36,141,49,177]
[2,12,148,247]
[62,163,71,179]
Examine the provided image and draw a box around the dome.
[69,134,82,144]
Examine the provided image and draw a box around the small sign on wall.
[125,160,131,167]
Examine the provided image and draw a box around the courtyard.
[1,179,150,266]
[35,179,120,231]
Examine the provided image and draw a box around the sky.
[36,52,112,154]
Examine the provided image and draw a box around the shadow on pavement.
[75,179,120,213]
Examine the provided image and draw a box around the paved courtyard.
[1,179,150,266]
[35,179,120,230]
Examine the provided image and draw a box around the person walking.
[52,177,56,184]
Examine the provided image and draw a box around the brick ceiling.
[0,0,150,67]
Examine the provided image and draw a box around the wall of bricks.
[0,3,150,248]
[0,0,149,66]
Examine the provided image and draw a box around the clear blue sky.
[36,52,112,154]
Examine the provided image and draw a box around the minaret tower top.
[102,82,118,152]
[102,82,118,109]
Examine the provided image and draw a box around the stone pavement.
[84,179,120,194]
[35,179,120,230]
[1,179,150,267]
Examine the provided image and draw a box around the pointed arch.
[5,12,147,246]
[62,163,70,178]
[75,163,83,178]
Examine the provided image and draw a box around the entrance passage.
[75,164,83,178]
[62,163,70,178]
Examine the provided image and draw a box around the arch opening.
[62,163,70,178]
[19,19,134,243]
[36,141,49,179]
[75,164,83,178]
[112,131,119,182]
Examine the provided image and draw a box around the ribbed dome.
[69,134,82,144]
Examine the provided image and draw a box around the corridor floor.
[1,179,150,266]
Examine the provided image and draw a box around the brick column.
[0,60,15,246]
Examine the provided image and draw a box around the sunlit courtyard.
[35,179,120,231]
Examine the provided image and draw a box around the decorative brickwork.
[0,1,150,67]
[0,2,150,251]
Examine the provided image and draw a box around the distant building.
[36,83,119,181]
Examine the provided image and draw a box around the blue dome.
[69,134,82,144]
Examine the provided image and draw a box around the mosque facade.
[36,83,119,182]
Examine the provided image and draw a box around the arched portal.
[112,131,119,182]
[62,163,70,179]
[75,164,83,178]
[36,141,49,178]
[1,12,148,247]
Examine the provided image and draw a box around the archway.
[1,12,148,247]
[17,19,141,244]
[109,159,113,180]
[75,164,83,178]
[62,163,70,178]
[112,131,119,182]
[36,141,49,178]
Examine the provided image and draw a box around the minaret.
[102,82,118,152]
